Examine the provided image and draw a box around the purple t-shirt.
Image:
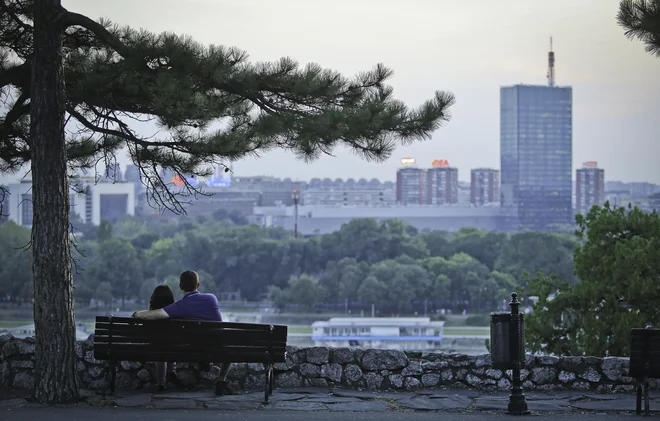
[163,291,222,321]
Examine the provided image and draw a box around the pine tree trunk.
[30,0,79,404]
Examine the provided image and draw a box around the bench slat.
[95,317,284,331]
[93,334,287,347]
[94,348,286,363]
[94,343,286,354]
[93,328,287,344]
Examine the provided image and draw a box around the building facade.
[302,188,395,206]
[5,180,135,227]
[426,167,458,205]
[575,163,605,217]
[471,168,500,206]
[396,167,426,205]
[500,84,573,231]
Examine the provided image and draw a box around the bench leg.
[644,380,650,415]
[263,366,271,404]
[110,360,117,395]
[636,382,642,415]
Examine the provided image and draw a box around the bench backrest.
[93,316,287,364]
[629,328,660,379]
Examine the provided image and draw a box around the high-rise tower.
[499,39,573,231]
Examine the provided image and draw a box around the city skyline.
[1,0,658,186]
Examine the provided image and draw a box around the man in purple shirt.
[133,270,232,395]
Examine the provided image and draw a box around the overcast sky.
[2,0,659,184]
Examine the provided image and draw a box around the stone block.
[247,363,264,373]
[0,333,13,347]
[321,363,342,383]
[421,373,440,387]
[306,378,328,387]
[360,349,408,371]
[389,374,404,388]
[402,362,423,376]
[343,364,363,384]
[11,371,34,389]
[404,376,421,390]
[531,367,557,385]
[364,372,383,390]
[275,371,303,388]
[0,361,8,387]
[601,357,625,382]
[306,347,329,364]
[421,361,449,371]
[299,363,321,378]
[579,367,601,383]
[330,347,355,364]
[10,360,33,369]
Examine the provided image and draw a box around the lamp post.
[291,189,299,238]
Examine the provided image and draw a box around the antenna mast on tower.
[547,36,555,87]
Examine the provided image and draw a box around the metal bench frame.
[93,315,287,403]
[630,326,659,415]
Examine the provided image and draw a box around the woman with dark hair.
[148,285,181,390]
[150,285,175,312]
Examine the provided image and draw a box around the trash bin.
[490,312,526,370]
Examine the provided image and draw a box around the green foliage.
[525,203,660,357]
[0,222,32,304]
[0,217,583,316]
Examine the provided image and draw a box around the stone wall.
[0,334,654,393]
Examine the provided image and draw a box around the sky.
[2,0,659,184]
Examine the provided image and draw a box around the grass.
[443,327,489,337]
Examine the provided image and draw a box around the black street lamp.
[490,292,530,415]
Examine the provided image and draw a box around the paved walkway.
[1,387,657,414]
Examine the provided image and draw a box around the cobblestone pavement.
[1,387,658,414]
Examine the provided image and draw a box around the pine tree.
[0,0,454,403]
[618,0,660,57]
[1,0,454,212]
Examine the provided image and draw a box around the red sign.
[171,175,185,187]
[431,159,450,167]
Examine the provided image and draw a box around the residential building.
[575,162,605,216]
[471,169,500,206]
[302,188,395,206]
[396,163,426,205]
[426,166,458,205]
[5,180,136,227]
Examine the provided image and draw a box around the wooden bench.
[629,327,660,415]
[93,316,288,403]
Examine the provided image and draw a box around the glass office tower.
[500,85,573,231]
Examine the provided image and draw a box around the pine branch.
[618,0,660,57]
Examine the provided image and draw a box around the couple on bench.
[132,270,232,395]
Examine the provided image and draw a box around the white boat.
[311,317,444,350]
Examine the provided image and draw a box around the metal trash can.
[490,312,526,370]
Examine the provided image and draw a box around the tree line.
[0,213,579,315]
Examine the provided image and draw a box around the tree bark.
[30,0,79,404]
